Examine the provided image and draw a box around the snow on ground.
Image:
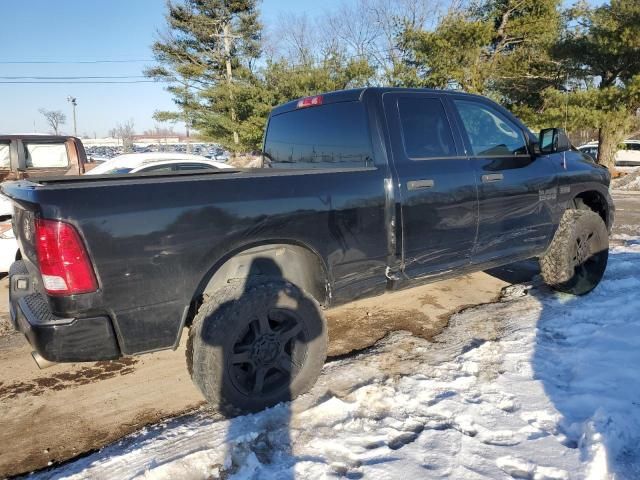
[31,238,640,480]
[612,171,640,191]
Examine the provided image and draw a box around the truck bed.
[2,164,388,355]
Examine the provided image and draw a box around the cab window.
[397,97,457,159]
[264,101,373,169]
[454,100,528,157]
[24,143,70,168]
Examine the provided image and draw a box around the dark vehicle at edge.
[3,87,614,412]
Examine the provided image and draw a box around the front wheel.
[540,209,609,295]
[187,280,328,414]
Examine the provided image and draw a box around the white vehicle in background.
[578,139,640,172]
[86,153,234,175]
[0,154,234,272]
[0,194,18,273]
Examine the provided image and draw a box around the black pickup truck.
[4,88,613,413]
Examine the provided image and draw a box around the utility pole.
[222,23,239,146]
[184,89,191,154]
[185,122,191,154]
[67,96,77,136]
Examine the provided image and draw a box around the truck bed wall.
[7,168,389,354]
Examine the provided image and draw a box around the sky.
[0,0,336,137]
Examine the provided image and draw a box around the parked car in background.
[0,194,18,272]
[210,148,230,162]
[0,135,98,272]
[577,143,599,162]
[578,139,640,171]
[0,135,97,180]
[86,153,233,175]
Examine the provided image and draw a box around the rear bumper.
[9,260,120,362]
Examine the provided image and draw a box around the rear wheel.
[540,209,608,295]
[187,280,327,414]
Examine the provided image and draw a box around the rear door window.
[397,97,457,159]
[24,143,70,168]
[264,101,373,168]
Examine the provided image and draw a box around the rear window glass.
[0,144,9,168]
[264,101,372,168]
[177,163,216,171]
[139,164,175,173]
[24,143,69,168]
[397,97,456,159]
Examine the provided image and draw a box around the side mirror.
[539,128,571,154]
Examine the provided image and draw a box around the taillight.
[296,95,323,109]
[34,218,98,295]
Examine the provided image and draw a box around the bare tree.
[268,0,440,84]
[143,125,177,136]
[113,119,136,152]
[275,13,316,64]
[38,108,66,135]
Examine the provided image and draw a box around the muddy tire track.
[0,357,138,400]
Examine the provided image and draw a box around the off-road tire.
[187,280,328,414]
[540,209,608,295]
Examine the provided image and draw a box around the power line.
[0,75,148,80]
[0,80,157,84]
[0,59,152,64]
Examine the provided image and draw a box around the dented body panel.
[2,87,613,361]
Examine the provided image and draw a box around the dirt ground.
[0,267,523,478]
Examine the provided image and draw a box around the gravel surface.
[0,314,12,337]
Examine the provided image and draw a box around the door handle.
[407,179,434,190]
[481,173,504,183]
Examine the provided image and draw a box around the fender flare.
[194,242,331,308]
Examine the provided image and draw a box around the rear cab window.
[24,142,70,169]
[263,101,373,169]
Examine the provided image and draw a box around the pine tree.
[146,0,261,152]
[399,0,563,110]
[548,0,640,168]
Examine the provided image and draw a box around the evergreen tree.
[146,0,261,152]
[547,0,640,168]
[399,0,563,110]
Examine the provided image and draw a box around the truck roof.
[0,134,81,142]
[270,87,483,116]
